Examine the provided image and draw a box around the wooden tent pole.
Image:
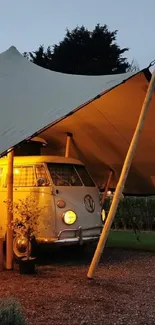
[6,148,14,270]
[0,238,4,271]
[101,169,113,206]
[87,71,155,279]
[65,133,72,158]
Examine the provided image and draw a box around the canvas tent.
[0,46,155,194]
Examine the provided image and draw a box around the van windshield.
[47,163,95,187]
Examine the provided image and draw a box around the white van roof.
[0,155,84,166]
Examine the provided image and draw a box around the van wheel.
[13,236,32,259]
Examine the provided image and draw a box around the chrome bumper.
[54,236,100,244]
[37,226,102,245]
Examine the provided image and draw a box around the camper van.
[0,156,103,257]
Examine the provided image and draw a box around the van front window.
[47,163,82,186]
[75,165,95,187]
[47,163,95,187]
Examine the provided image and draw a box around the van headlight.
[101,209,106,222]
[63,211,77,225]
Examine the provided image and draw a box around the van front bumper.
[37,226,102,246]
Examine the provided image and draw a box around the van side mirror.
[37,178,46,186]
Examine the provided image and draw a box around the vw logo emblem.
[84,194,95,213]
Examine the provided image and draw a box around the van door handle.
[51,189,59,195]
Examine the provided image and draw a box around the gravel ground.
[1,246,155,325]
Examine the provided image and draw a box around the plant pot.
[19,257,36,275]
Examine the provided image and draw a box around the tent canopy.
[0,46,155,194]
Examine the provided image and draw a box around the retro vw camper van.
[0,155,103,257]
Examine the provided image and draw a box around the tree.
[25,24,130,75]
[127,59,140,72]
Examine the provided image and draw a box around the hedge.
[103,196,155,231]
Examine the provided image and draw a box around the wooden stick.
[0,238,4,271]
[65,133,72,158]
[6,149,14,270]
[101,169,113,206]
[87,70,155,279]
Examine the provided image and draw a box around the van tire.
[31,238,38,257]
[3,239,6,255]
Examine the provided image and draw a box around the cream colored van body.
[0,156,102,249]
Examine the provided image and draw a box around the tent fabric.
[40,71,155,195]
[0,46,155,194]
[0,46,136,156]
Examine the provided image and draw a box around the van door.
[47,163,102,239]
[13,164,56,240]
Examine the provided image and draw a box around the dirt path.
[0,247,155,325]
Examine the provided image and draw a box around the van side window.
[13,166,35,187]
[0,168,3,186]
[35,165,48,186]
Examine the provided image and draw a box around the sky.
[0,0,155,70]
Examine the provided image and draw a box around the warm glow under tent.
[0,46,155,195]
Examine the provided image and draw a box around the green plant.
[103,196,141,239]
[0,297,27,325]
[7,195,42,259]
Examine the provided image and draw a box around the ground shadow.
[35,244,151,267]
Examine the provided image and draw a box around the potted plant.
[8,195,41,274]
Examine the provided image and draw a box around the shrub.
[6,195,42,259]
[103,196,155,232]
[0,297,27,325]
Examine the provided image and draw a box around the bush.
[103,196,155,231]
[0,297,27,325]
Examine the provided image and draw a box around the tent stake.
[101,169,113,206]
[6,148,14,270]
[65,132,72,158]
[87,70,155,279]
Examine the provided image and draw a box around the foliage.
[7,195,42,259]
[127,59,140,72]
[103,196,155,234]
[24,24,130,75]
[0,297,27,325]
[10,195,41,238]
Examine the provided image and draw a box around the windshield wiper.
[52,171,72,186]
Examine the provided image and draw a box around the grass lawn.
[106,230,155,251]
